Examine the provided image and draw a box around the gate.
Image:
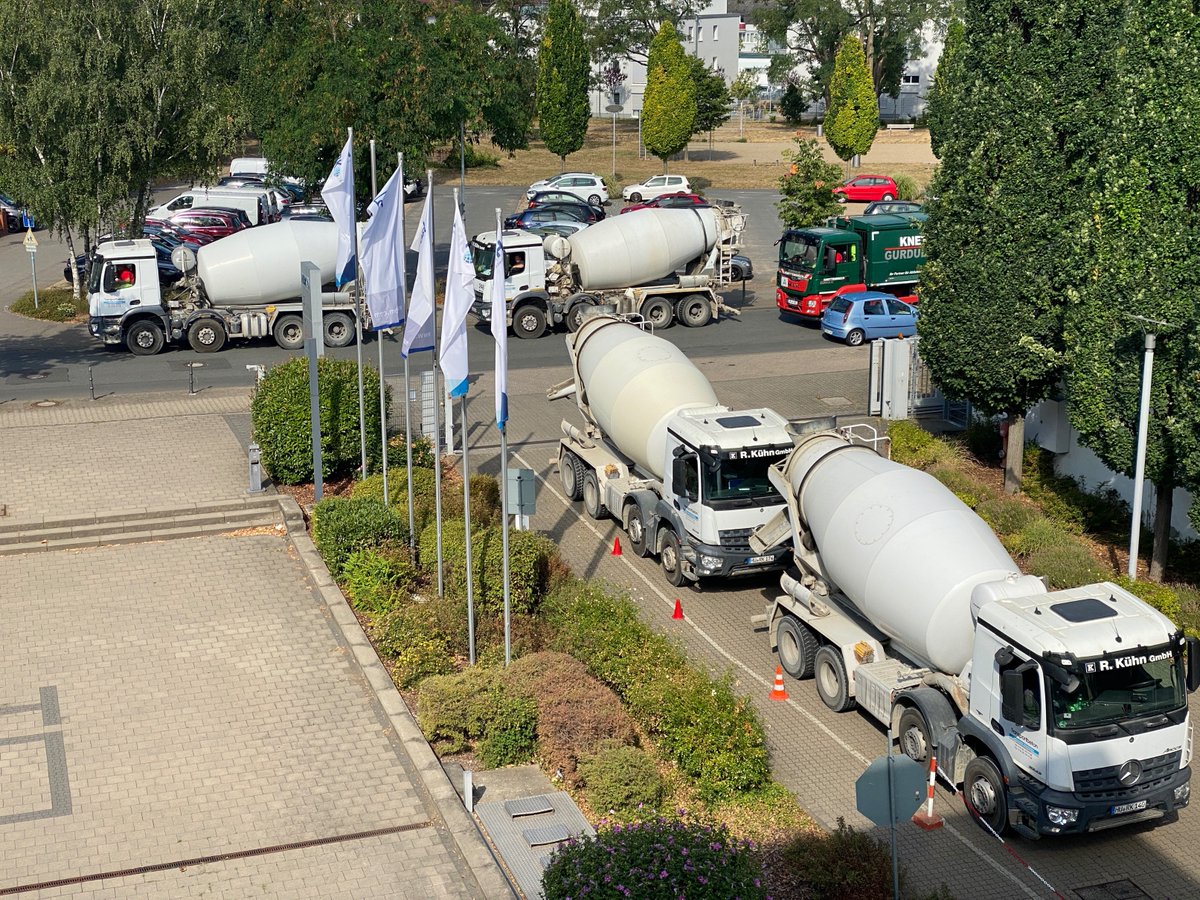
[868,336,972,425]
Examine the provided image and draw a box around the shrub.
[372,602,454,688]
[445,142,499,168]
[416,667,504,753]
[251,356,388,484]
[1175,585,1200,636]
[341,545,419,615]
[777,136,844,228]
[470,475,502,525]
[892,173,920,201]
[929,464,993,509]
[542,815,766,900]
[1115,576,1182,624]
[10,287,86,322]
[419,519,559,616]
[1027,541,1104,590]
[976,497,1040,536]
[477,692,538,768]
[964,416,1003,462]
[312,496,408,579]
[1021,446,1137,536]
[1007,516,1073,558]
[578,745,664,818]
[781,817,916,900]
[387,434,436,470]
[354,466,466,532]
[887,420,950,469]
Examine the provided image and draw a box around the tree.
[1065,0,1200,579]
[777,137,844,228]
[588,0,703,65]
[729,71,759,140]
[925,18,963,159]
[779,81,812,124]
[917,0,1118,493]
[537,0,591,168]
[825,37,878,164]
[642,22,696,170]
[687,58,731,158]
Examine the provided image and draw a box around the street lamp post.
[1126,315,1174,580]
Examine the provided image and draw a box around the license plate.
[745,554,774,565]
[786,297,798,307]
[1110,800,1147,816]
[822,328,832,336]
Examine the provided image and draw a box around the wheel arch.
[892,687,958,758]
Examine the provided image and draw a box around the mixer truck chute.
[472,204,747,338]
[751,427,1200,838]
[549,313,793,587]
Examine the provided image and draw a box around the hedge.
[341,545,419,615]
[887,420,952,469]
[354,469,502,532]
[577,745,664,820]
[311,496,408,579]
[372,602,455,688]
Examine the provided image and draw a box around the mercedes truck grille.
[1074,750,1181,801]
[718,528,754,552]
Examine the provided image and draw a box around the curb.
[277,496,517,900]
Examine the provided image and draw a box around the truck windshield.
[471,239,494,279]
[702,457,783,508]
[1049,644,1185,731]
[780,235,820,272]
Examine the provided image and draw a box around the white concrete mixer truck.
[548,313,795,587]
[87,220,360,355]
[749,425,1199,838]
[471,204,747,339]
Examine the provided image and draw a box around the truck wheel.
[677,294,713,328]
[274,314,304,350]
[659,529,687,588]
[125,320,165,356]
[963,756,1009,834]
[187,318,226,353]
[565,298,594,333]
[845,328,865,347]
[624,503,650,557]
[898,706,932,763]
[814,646,857,712]
[323,311,355,347]
[582,470,607,520]
[640,297,673,329]
[513,305,547,339]
[777,616,818,680]
[560,451,583,502]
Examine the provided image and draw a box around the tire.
[582,470,607,520]
[187,317,226,353]
[881,193,895,201]
[846,328,865,347]
[323,311,355,348]
[677,294,713,328]
[898,706,932,764]
[125,320,165,356]
[659,529,687,588]
[624,503,650,557]
[565,297,594,333]
[730,264,745,282]
[587,194,602,207]
[559,451,584,501]
[274,313,304,350]
[776,616,819,680]
[640,297,674,329]
[629,192,643,203]
[814,646,857,712]
[513,304,547,339]
[963,756,1009,834]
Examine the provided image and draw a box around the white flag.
[402,189,436,357]
[320,134,356,287]
[358,166,405,330]
[440,204,475,398]
[490,226,508,428]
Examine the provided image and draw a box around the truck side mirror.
[671,457,697,502]
[1187,637,1200,693]
[1000,669,1023,724]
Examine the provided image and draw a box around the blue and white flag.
[439,203,475,398]
[490,225,508,428]
[320,134,356,288]
[359,166,405,330]
[402,188,436,358]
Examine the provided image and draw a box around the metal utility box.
[506,468,536,517]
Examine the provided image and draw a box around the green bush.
[780,817,934,900]
[10,287,86,322]
[1115,576,1182,624]
[341,545,419,615]
[887,420,950,469]
[1027,541,1104,590]
[929,464,993,509]
[478,692,538,767]
[892,173,920,201]
[416,667,504,753]
[419,519,559,616]
[372,602,454,688]
[312,496,408,579]
[251,356,388,484]
[1022,446,1136,536]
[1007,517,1074,558]
[387,434,436,469]
[976,497,1040,536]
[470,475,502,525]
[578,745,664,818]
[1176,585,1200,636]
[964,416,1003,462]
[445,142,499,168]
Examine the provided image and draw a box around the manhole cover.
[819,396,852,407]
[1074,880,1151,900]
[33,400,58,408]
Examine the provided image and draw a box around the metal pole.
[400,153,416,550]
[1128,332,1156,580]
[29,249,39,309]
[462,393,476,665]
[88,365,96,401]
[429,166,445,598]
[348,127,369,480]
[370,140,391,507]
[612,113,617,177]
[496,207,512,666]
[887,726,901,900]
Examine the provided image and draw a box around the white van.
[148,187,275,226]
[229,157,269,177]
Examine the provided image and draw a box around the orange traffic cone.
[672,598,684,620]
[612,536,622,556]
[768,665,790,702]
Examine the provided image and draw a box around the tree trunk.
[1003,412,1025,494]
[65,229,80,299]
[1149,480,1173,582]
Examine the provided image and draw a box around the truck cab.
[469,229,554,336]
[777,213,926,319]
[87,240,169,351]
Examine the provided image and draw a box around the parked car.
[504,205,593,231]
[820,291,917,346]
[730,253,753,282]
[524,220,589,239]
[0,191,22,232]
[284,201,330,219]
[527,190,606,219]
[862,199,922,216]
[159,208,247,240]
[833,175,899,203]
[403,174,424,201]
[621,174,691,203]
[525,173,608,206]
[143,219,216,247]
[620,192,709,214]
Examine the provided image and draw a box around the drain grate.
[1074,879,1151,900]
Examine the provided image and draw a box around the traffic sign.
[23,229,38,253]
[856,753,925,828]
[605,103,622,113]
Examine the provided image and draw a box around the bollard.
[463,768,474,813]
[88,365,96,401]
[247,443,264,494]
[188,363,196,396]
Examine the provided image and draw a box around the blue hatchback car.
[820,291,918,346]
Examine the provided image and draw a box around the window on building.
[712,24,718,40]
[698,25,703,41]
[902,74,920,85]
[686,27,693,41]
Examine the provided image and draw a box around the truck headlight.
[1046,806,1079,826]
[699,554,723,572]
[1174,783,1190,803]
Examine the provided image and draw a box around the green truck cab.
[776,213,927,320]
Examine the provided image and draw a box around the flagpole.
[429,167,445,598]
[496,207,512,667]
[451,187,477,666]
[348,126,368,480]
[369,139,390,506]
[400,153,415,549]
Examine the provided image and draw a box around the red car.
[620,192,710,214]
[832,175,899,203]
[161,208,247,240]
